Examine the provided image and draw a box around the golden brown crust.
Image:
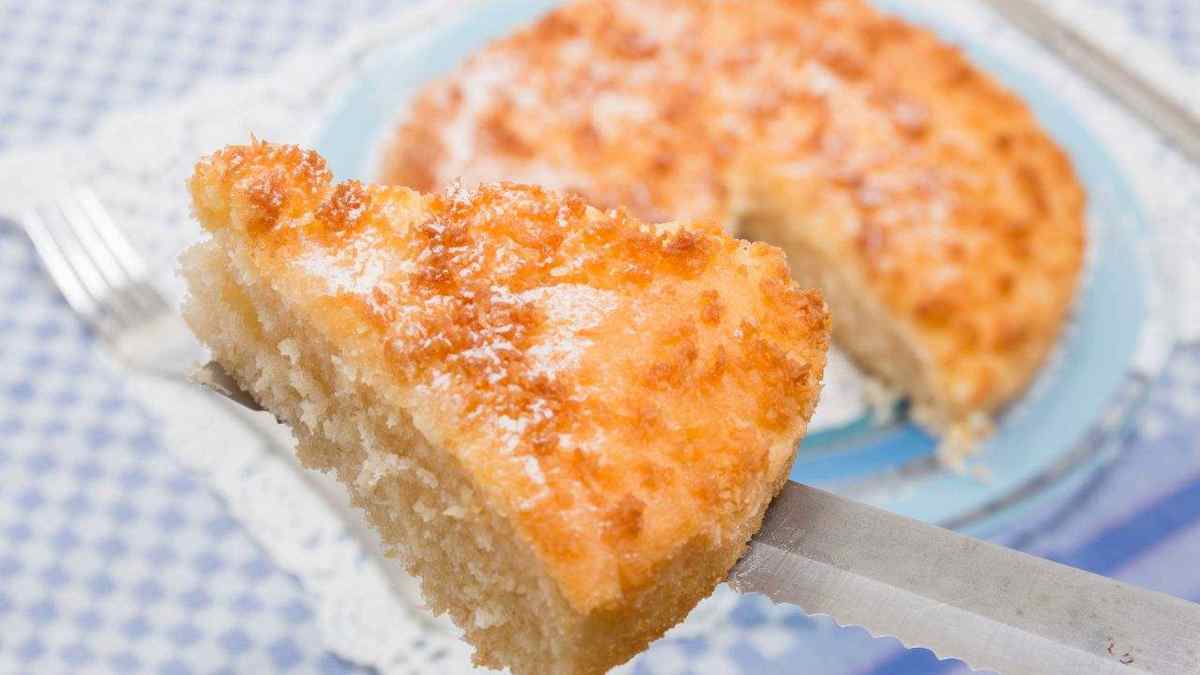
[381,0,1085,423]
[191,140,830,613]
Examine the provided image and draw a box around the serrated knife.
[195,362,1200,674]
[731,481,1200,674]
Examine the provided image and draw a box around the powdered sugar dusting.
[520,284,619,378]
[519,455,546,486]
[298,229,402,302]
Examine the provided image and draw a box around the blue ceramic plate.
[315,0,1164,535]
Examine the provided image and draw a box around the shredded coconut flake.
[520,456,546,486]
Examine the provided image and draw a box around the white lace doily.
[0,1,1195,673]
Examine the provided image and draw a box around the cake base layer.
[182,237,782,674]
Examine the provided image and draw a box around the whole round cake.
[381,0,1087,464]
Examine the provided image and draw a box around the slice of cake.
[381,0,1086,462]
[181,141,830,675]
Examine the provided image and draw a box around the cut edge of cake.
[182,238,761,673]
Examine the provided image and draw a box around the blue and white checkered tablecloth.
[1,2,1198,674]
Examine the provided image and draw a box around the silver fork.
[19,188,204,378]
[18,189,399,578]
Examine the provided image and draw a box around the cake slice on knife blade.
[181,140,831,675]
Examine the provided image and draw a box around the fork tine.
[43,203,115,311]
[74,189,170,320]
[21,206,100,321]
[23,190,177,345]
[76,188,148,280]
[58,192,156,325]
[59,196,136,292]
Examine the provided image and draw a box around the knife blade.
[732,481,1200,674]
[193,362,1200,673]
[192,361,266,412]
